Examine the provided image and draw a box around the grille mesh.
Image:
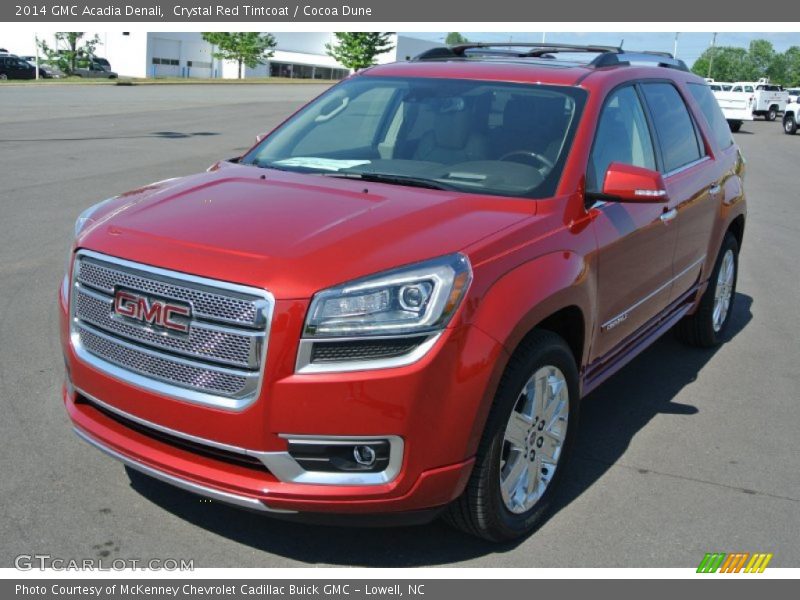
[78,326,250,397]
[71,253,269,403]
[310,337,427,363]
[75,289,255,368]
[78,259,259,327]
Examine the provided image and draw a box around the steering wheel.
[499,150,555,170]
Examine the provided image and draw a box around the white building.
[0,32,441,79]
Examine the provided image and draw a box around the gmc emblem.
[113,289,191,334]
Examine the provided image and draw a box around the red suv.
[60,44,746,541]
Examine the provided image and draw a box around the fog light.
[287,439,390,473]
[353,445,376,467]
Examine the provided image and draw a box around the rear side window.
[587,86,656,192]
[687,83,734,150]
[641,83,703,173]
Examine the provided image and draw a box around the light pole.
[34,33,39,80]
[673,32,679,59]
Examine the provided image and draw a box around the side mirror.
[601,162,669,203]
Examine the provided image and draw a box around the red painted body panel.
[61,59,747,517]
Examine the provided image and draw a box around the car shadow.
[126,293,753,567]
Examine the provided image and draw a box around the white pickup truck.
[783,99,799,134]
[709,78,789,131]
[735,80,788,120]
[708,80,754,132]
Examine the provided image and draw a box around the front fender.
[456,250,596,455]
[468,251,595,361]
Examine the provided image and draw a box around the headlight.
[304,254,472,338]
[74,196,116,239]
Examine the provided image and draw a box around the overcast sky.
[406,32,800,67]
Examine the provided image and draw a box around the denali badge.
[113,289,191,334]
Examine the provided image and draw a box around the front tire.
[675,232,739,347]
[784,114,797,135]
[444,330,579,541]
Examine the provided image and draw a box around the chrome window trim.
[601,255,706,331]
[73,427,296,514]
[294,332,442,374]
[69,249,274,411]
[663,155,711,179]
[76,387,404,486]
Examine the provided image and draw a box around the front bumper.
[60,279,504,516]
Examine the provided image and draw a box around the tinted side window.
[687,83,733,150]
[587,86,656,192]
[641,83,702,173]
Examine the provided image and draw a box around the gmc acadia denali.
[60,44,747,541]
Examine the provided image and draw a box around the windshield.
[242,76,586,198]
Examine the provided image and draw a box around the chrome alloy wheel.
[499,366,569,514]
[713,249,735,332]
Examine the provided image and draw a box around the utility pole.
[542,32,546,44]
[33,33,40,80]
[707,32,718,79]
[673,32,679,59]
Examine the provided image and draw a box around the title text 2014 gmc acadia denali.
[60,44,747,541]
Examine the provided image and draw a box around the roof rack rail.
[414,42,621,61]
[413,42,689,72]
[590,51,688,71]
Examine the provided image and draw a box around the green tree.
[325,32,395,71]
[445,32,469,45]
[37,32,100,75]
[201,32,276,79]
[746,39,776,80]
[692,46,750,82]
[781,46,800,86]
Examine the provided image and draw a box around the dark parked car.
[0,55,36,79]
[74,62,118,79]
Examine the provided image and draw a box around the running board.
[581,287,698,396]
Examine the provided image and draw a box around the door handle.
[660,208,677,224]
[709,183,722,195]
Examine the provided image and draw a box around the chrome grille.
[74,288,257,368]
[78,326,250,397]
[77,258,261,327]
[70,250,273,410]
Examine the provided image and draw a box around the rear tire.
[765,106,777,121]
[728,120,742,132]
[784,114,798,135]
[675,233,739,348]
[443,330,579,542]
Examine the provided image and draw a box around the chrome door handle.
[660,208,677,223]
[709,183,722,195]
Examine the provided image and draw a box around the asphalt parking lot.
[0,84,798,568]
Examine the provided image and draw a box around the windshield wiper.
[322,172,457,191]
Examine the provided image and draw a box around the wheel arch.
[461,252,594,457]
[727,213,746,251]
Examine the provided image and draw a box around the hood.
[78,161,535,299]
